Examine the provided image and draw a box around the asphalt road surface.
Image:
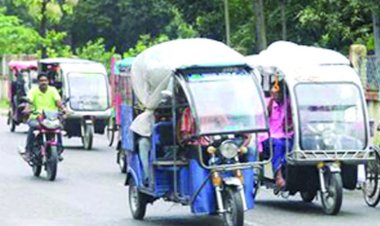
[1,115,380,226]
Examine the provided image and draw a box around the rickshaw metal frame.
[286,80,375,165]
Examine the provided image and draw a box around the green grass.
[0,99,9,109]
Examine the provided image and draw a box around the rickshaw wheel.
[222,187,244,226]
[117,150,127,173]
[320,173,343,215]
[82,124,94,150]
[129,179,147,220]
[300,190,317,203]
[106,117,116,147]
[33,165,42,177]
[363,164,380,207]
[8,111,16,132]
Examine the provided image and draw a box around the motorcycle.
[21,111,64,181]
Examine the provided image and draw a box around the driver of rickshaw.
[263,81,293,189]
[20,73,67,162]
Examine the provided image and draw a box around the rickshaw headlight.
[219,140,239,159]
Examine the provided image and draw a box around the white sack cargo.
[130,38,247,136]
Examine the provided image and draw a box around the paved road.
[1,116,380,226]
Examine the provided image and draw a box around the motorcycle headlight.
[41,119,61,129]
[219,140,239,159]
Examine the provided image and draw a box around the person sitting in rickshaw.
[20,73,66,161]
[262,81,293,189]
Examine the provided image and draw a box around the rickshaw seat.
[152,121,174,155]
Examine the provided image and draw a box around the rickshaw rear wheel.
[222,187,244,226]
[129,179,147,220]
[117,150,127,173]
[106,117,116,147]
[363,164,380,207]
[320,173,343,215]
[82,124,94,150]
[8,111,16,132]
[300,190,317,203]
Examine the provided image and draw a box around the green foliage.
[75,38,116,71]
[123,34,169,57]
[0,8,40,54]
[43,30,72,57]
[0,98,9,109]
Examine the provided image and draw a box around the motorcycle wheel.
[363,164,380,207]
[320,173,343,215]
[129,179,147,220]
[222,187,244,226]
[46,146,58,181]
[82,124,94,150]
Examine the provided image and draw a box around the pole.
[224,0,231,46]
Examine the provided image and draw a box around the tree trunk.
[253,0,267,52]
[39,0,49,58]
[372,9,380,64]
[280,0,286,40]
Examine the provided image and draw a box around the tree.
[253,0,267,52]
[0,8,40,55]
[13,0,78,57]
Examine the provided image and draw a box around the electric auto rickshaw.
[38,58,111,150]
[107,57,135,172]
[7,60,38,132]
[247,41,374,215]
[121,38,271,226]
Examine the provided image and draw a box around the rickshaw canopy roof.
[130,38,248,136]
[39,58,107,75]
[8,60,37,71]
[245,41,361,86]
[113,57,135,75]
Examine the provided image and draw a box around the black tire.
[33,165,42,177]
[320,173,343,215]
[128,179,147,220]
[106,117,116,147]
[117,150,127,173]
[82,124,94,150]
[363,164,380,207]
[46,146,58,181]
[300,190,317,203]
[222,187,244,226]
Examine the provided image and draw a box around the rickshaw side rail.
[287,149,375,165]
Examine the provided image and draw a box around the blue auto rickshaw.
[120,38,271,226]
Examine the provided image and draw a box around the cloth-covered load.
[130,38,247,136]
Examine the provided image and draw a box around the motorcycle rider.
[20,72,66,162]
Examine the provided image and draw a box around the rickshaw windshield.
[186,70,267,135]
[67,73,109,111]
[296,83,366,150]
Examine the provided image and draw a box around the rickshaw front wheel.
[363,164,380,207]
[320,173,343,215]
[82,124,94,150]
[129,179,147,220]
[222,187,244,226]
[300,190,317,203]
[117,150,127,173]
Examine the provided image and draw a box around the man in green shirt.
[21,73,66,161]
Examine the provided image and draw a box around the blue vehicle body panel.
[120,104,133,151]
[124,120,256,214]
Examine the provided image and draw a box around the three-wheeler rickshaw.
[121,38,271,226]
[107,57,135,172]
[38,58,111,150]
[7,60,38,132]
[246,41,374,215]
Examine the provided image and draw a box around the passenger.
[263,81,293,189]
